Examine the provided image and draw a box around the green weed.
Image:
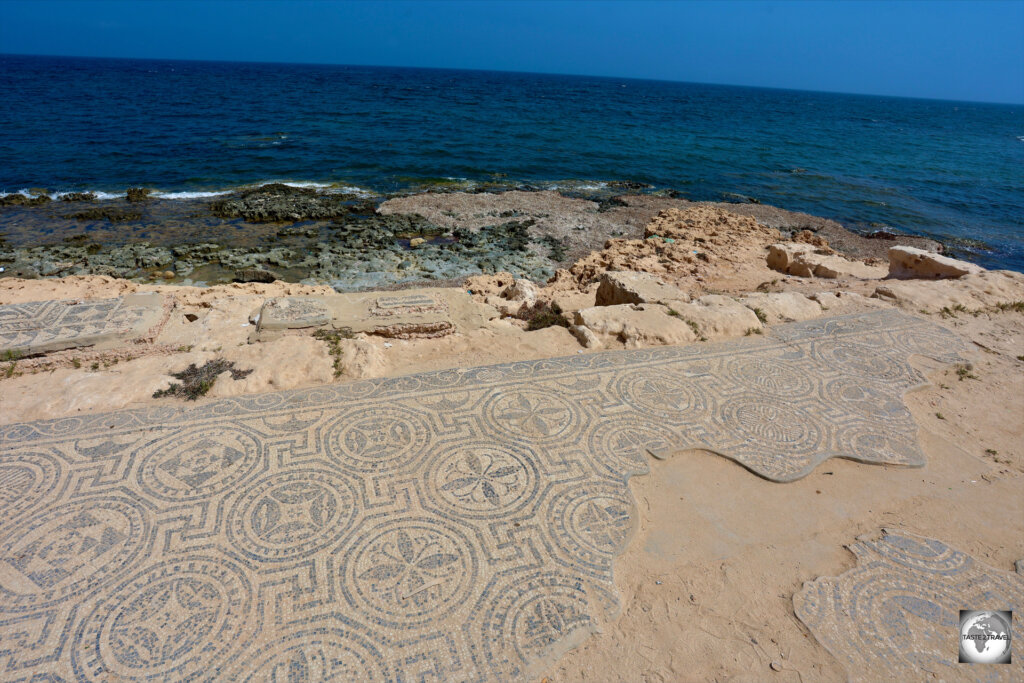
[153,359,253,400]
[313,327,356,377]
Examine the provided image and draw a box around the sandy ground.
[0,206,940,424]
[1,206,1022,682]
[547,311,1024,682]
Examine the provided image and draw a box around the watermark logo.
[959,610,1012,664]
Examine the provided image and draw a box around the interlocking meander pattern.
[0,310,967,680]
[795,530,1024,682]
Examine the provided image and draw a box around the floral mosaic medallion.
[796,530,1024,682]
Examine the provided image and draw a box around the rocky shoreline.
[0,183,946,290]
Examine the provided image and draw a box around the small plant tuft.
[955,364,977,381]
[153,359,253,400]
[935,412,945,420]
[71,358,81,369]
[985,448,998,456]
[3,362,15,379]
[993,301,1024,313]
[751,307,768,325]
[313,327,355,378]
[682,318,707,342]
[1,349,22,362]
[939,304,969,319]
[745,327,763,336]
[519,302,568,331]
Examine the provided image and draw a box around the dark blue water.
[2,54,1022,270]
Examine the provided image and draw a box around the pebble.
[770,661,783,672]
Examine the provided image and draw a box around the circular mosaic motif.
[0,451,61,521]
[612,369,709,423]
[342,517,477,629]
[72,557,254,681]
[588,419,681,478]
[870,533,970,574]
[823,378,912,422]
[227,469,359,562]
[811,340,910,384]
[724,398,823,454]
[839,426,921,467]
[548,482,634,573]
[0,496,150,614]
[230,627,388,681]
[480,572,592,673]
[483,388,580,444]
[510,584,591,665]
[889,327,962,362]
[321,405,431,473]
[136,425,262,502]
[428,443,540,519]
[720,355,816,398]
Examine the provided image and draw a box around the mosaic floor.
[253,288,495,341]
[0,293,164,356]
[795,530,1024,682]
[0,310,967,680]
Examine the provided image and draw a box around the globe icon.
[960,611,1011,663]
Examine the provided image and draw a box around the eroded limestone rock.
[666,295,764,340]
[573,303,698,347]
[874,270,1024,312]
[767,243,885,279]
[738,292,823,324]
[808,291,891,315]
[595,271,690,306]
[888,246,983,279]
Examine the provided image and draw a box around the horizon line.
[3,50,1022,107]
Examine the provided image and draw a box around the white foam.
[254,180,376,197]
[544,181,609,191]
[284,181,376,198]
[329,185,375,198]
[26,190,122,201]
[278,181,333,189]
[3,181,381,203]
[152,190,231,200]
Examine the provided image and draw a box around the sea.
[1,54,1022,271]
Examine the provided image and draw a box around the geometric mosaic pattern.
[0,310,966,680]
[795,529,1024,682]
[0,295,162,356]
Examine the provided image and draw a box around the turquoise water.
[1,54,1022,270]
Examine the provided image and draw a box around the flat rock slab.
[795,530,1024,681]
[0,293,163,356]
[253,287,496,340]
[0,310,965,681]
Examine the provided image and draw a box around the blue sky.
[1,0,1021,104]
